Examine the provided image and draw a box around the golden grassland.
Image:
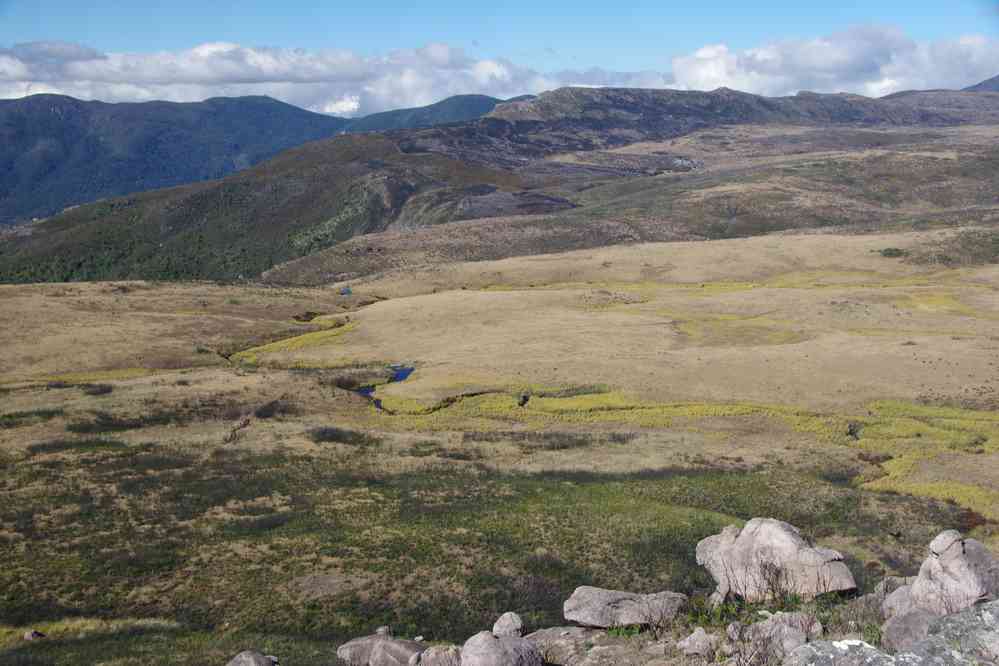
[1,227,997,664]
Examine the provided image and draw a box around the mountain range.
[1,77,998,284]
[0,93,517,226]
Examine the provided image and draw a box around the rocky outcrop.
[882,607,936,653]
[225,652,278,666]
[786,600,999,665]
[696,518,857,604]
[927,599,999,663]
[562,586,686,628]
[880,531,999,650]
[493,612,525,638]
[676,627,718,657]
[524,626,604,665]
[783,639,925,665]
[748,612,823,658]
[337,627,426,666]
[883,531,999,620]
[461,630,544,666]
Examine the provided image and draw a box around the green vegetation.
[0,409,63,429]
[911,228,999,266]
[308,426,381,446]
[0,426,972,663]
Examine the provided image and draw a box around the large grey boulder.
[562,586,686,628]
[696,519,857,604]
[225,652,278,666]
[461,630,543,666]
[883,531,999,621]
[493,611,525,637]
[676,627,718,657]
[337,627,426,666]
[882,608,936,653]
[407,645,461,666]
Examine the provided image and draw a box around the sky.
[2,0,999,116]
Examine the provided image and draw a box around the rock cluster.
[880,530,999,651]
[786,599,999,665]
[227,523,999,666]
[696,518,857,605]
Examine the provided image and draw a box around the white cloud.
[669,26,999,97]
[1,26,998,116]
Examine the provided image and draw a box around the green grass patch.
[27,438,127,456]
[0,408,63,429]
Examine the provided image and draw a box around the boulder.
[782,640,919,665]
[370,639,426,666]
[493,611,525,637]
[461,630,543,666]
[408,645,461,666]
[337,627,426,666]
[883,531,999,621]
[696,519,857,604]
[562,586,686,628]
[924,599,999,663]
[744,611,823,660]
[676,627,718,657]
[225,652,278,666]
[785,600,999,665]
[881,608,936,653]
[525,626,603,666]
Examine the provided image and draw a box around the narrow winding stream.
[357,365,415,410]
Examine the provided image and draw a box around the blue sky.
[2,0,997,71]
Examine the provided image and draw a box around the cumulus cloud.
[671,26,999,97]
[1,26,999,115]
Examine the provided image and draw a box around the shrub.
[308,426,380,447]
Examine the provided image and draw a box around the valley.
[2,83,999,665]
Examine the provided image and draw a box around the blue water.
[357,365,414,410]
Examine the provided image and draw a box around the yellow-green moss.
[865,479,999,521]
[893,292,997,319]
[232,322,357,365]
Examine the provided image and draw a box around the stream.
[356,365,415,410]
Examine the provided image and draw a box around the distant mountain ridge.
[964,74,999,92]
[342,94,511,133]
[3,84,998,285]
[0,93,524,225]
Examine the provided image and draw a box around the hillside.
[0,95,350,225]
[3,86,999,284]
[0,93,522,227]
[342,94,505,133]
[964,73,999,92]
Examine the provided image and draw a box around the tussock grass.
[0,408,63,429]
[308,426,381,446]
[0,430,970,664]
[27,438,126,455]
